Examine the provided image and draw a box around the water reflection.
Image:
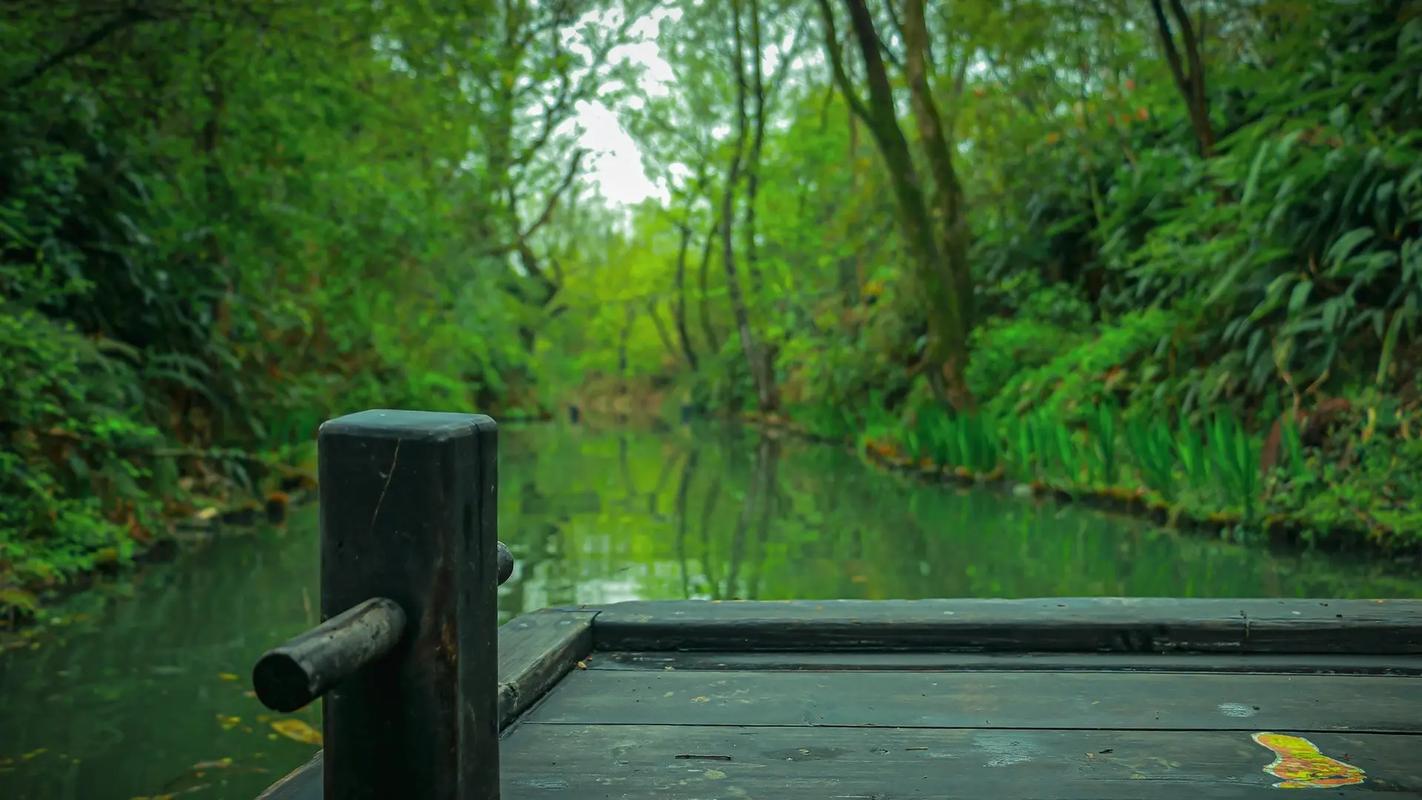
[501,424,1419,606]
[0,423,1418,800]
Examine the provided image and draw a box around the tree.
[721,0,779,412]
[1149,0,1214,157]
[817,0,976,410]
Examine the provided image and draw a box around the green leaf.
[1326,227,1374,266]
[1288,280,1313,314]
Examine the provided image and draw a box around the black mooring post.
[318,410,500,800]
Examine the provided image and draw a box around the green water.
[2,424,1418,799]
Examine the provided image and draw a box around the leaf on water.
[192,758,234,770]
[218,673,240,682]
[216,714,241,731]
[271,719,322,746]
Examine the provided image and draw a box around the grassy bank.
[752,398,1422,557]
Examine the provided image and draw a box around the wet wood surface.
[260,598,1422,799]
[500,725,1422,798]
[524,668,1420,732]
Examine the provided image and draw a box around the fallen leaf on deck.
[271,719,323,746]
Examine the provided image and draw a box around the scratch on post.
[370,439,401,532]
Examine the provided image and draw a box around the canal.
[2,423,1418,799]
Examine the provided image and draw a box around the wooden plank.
[525,669,1422,733]
[592,650,1422,676]
[258,608,597,800]
[501,724,1422,798]
[589,599,1422,654]
[496,608,597,727]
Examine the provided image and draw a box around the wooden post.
[319,410,500,800]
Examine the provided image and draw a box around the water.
[2,423,1418,799]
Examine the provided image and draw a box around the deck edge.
[586,598,1422,655]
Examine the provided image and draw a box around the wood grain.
[496,608,597,726]
[526,668,1422,733]
[501,724,1422,798]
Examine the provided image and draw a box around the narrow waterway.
[2,423,1417,799]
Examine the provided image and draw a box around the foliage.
[4,0,1422,619]
[0,0,645,611]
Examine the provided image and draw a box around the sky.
[567,9,679,207]
[574,100,662,205]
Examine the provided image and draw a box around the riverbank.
[743,405,1422,561]
[0,445,318,629]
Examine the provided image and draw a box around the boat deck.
[263,598,1422,799]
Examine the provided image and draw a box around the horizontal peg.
[253,597,406,713]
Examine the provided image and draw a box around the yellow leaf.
[271,719,323,746]
[216,714,241,731]
[218,673,240,682]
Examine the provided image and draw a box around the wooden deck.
[262,597,1422,799]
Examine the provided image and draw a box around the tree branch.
[1149,0,1191,99]
[482,149,587,259]
[815,0,871,123]
[9,6,155,90]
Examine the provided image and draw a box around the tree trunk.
[821,0,975,410]
[618,306,635,382]
[696,212,722,356]
[902,0,973,410]
[673,220,700,371]
[1150,0,1214,157]
[722,0,777,413]
[646,299,680,363]
[743,0,768,299]
[742,0,776,406]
